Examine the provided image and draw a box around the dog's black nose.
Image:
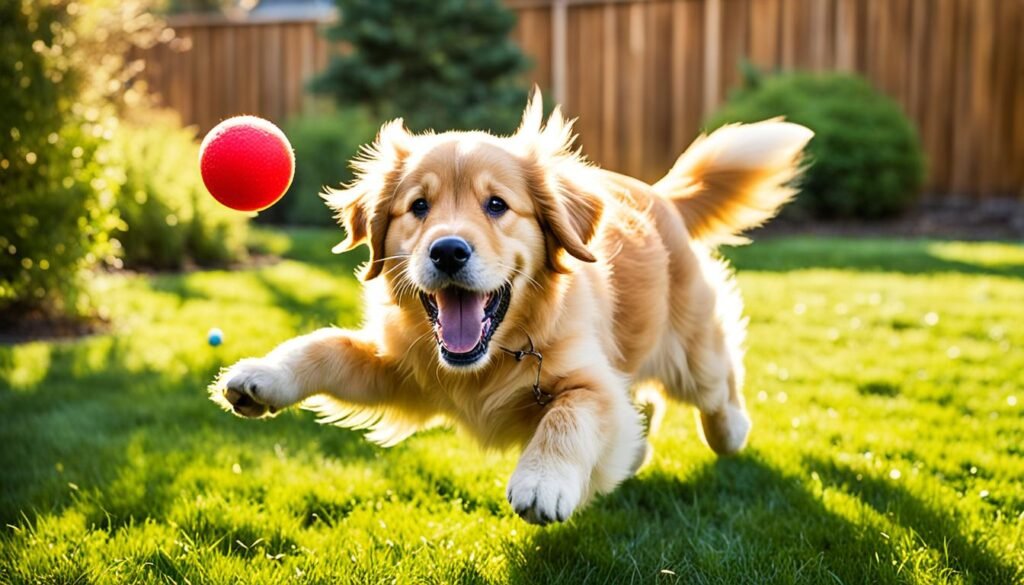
[429,236,472,276]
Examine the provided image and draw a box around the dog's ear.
[324,119,411,280]
[530,175,604,273]
[516,88,604,273]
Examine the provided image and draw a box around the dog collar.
[499,336,553,407]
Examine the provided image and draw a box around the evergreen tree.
[312,0,531,134]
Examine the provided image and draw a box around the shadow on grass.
[725,237,1024,277]
[146,262,361,330]
[0,330,379,527]
[254,271,359,329]
[280,228,367,271]
[506,455,1019,584]
[250,225,369,275]
[805,456,1019,583]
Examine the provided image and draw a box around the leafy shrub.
[311,0,531,134]
[0,0,124,317]
[706,72,925,219]
[260,109,380,226]
[113,114,247,269]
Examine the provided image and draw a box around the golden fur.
[211,90,813,525]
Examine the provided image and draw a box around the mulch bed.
[755,197,1024,241]
[0,309,110,345]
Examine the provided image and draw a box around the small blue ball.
[207,327,224,347]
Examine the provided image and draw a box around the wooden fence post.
[551,0,568,107]
[703,0,722,117]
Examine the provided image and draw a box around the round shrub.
[113,114,248,270]
[264,109,379,226]
[0,1,123,317]
[706,72,925,219]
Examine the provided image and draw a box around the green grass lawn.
[2,229,1022,584]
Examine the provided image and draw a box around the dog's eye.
[410,198,430,218]
[485,196,508,217]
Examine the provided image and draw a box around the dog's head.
[326,91,604,369]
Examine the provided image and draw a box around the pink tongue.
[435,288,486,354]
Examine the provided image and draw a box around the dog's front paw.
[210,358,298,418]
[506,463,586,526]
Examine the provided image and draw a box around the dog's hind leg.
[688,336,751,455]
[647,324,751,455]
[644,250,752,456]
[686,256,752,455]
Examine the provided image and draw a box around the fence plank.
[601,2,620,169]
[703,0,722,117]
[1012,0,1024,191]
[749,0,780,69]
[624,1,646,177]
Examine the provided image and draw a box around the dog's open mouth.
[419,283,512,366]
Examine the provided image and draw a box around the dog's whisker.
[495,260,535,282]
[376,253,413,262]
[408,329,434,349]
[433,358,447,387]
[381,257,409,271]
[396,330,436,370]
[381,259,411,279]
[395,267,421,300]
[496,261,542,291]
[385,264,419,300]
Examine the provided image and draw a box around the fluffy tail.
[653,119,814,245]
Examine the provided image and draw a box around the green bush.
[311,0,531,134]
[258,109,379,226]
[706,72,926,219]
[0,0,123,317]
[113,115,247,269]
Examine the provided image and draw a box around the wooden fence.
[134,0,1024,199]
[131,13,336,134]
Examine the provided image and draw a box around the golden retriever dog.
[211,90,812,525]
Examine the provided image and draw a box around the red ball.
[199,116,295,212]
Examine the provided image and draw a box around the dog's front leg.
[506,379,642,525]
[210,328,397,418]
